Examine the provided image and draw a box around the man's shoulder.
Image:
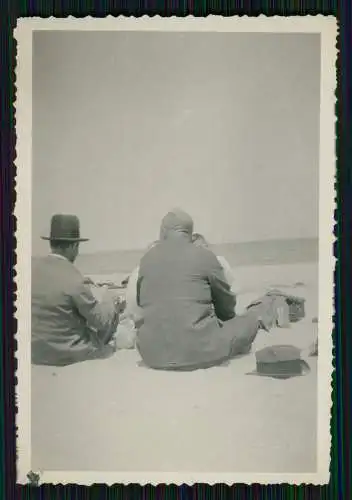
[193,245,219,262]
[34,255,84,284]
[139,245,161,267]
[52,255,81,271]
[139,242,219,272]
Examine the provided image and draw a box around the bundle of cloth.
[246,289,306,330]
[267,290,306,323]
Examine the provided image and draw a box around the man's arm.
[136,273,143,308]
[72,281,119,344]
[217,256,235,288]
[208,254,236,321]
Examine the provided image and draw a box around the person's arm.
[72,281,120,343]
[136,273,143,308]
[217,256,235,287]
[208,255,236,321]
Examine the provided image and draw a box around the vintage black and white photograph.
[15,16,336,484]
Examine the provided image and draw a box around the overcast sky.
[32,31,320,255]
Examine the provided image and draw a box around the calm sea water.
[73,238,318,275]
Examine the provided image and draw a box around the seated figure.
[31,214,123,366]
[135,208,268,371]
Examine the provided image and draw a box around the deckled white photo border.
[14,15,337,485]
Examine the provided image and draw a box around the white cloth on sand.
[114,316,136,349]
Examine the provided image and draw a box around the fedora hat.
[247,345,310,379]
[41,214,89,242]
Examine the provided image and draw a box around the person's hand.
[83,276,95,285]
[117,298,127,314]
[113,296,126,314]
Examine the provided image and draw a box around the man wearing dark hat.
[135,208,264,371]
[31,214,122,366]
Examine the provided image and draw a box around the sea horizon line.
[32,236,318,259]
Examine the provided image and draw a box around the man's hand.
[83,276,95,285]
[114,296,126,314]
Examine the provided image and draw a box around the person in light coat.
[31,214,123,366]
[191,233,236,291]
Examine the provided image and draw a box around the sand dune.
[31,262,318,475]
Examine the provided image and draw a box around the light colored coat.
[124,265,143,321]
[217,255,235,290]
[31,255,119,366]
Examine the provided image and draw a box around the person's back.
[32,256,82,344]
[32,256,116,365]
[137,237,237,369]
[32,214,119,366]
[135,209,262,371]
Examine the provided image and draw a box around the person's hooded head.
[159,208,194,242]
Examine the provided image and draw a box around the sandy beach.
[31,262,318,474]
